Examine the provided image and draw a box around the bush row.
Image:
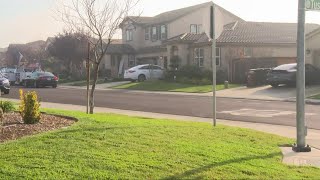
[164,65,228,85]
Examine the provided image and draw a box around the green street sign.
[306,0,320,11]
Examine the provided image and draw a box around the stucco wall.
[306,33,320,67]
[122,5,241,50]
[220,45,296,66]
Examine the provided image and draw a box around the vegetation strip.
[113,81,240,93]
[0,109,318,179]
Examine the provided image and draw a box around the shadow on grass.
[54,125,192,135]
[162,152,280,180]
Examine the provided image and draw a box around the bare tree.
[56,0,139,114]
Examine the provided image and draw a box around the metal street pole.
[210,5,217,127]
[86,42,90,114]
[293,0,311,152]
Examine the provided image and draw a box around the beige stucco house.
[101,1,320,83]
[101,2,242,78]
[217,22,319,83]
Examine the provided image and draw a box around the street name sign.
[306,0,320,11]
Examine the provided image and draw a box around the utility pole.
[210,5,217,127]
[86,42,90,114]
[293,0,311,152]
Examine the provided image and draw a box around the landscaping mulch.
[0,112,76,143]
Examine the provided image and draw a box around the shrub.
[216,69,228,84]
[0,101,16,113]
[164,65,228,85]
[19,89,41,124]
[199,78,212,85]
[169,56,182,70]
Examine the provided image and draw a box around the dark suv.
[266,63,320,87]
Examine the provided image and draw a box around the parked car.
[124,64,165,82]
[0,76,10,94]
[23,72,59,88]
[266,63,320,87]
[0,68,16,85]
[246,68,272,87]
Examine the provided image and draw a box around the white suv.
[124,64,165,82]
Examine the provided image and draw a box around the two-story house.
[101,2,242,78]
[102,1,320,83]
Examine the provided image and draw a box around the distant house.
[100,1,320,83]
[102,1,242,78]
[217,22,319,83]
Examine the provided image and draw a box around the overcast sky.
[1,0,320,48]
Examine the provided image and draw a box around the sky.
[1,0,320,48]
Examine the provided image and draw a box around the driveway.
[217,85,320,101]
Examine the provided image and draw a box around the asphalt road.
[3,86,320,130]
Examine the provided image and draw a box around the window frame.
[216,47,221,66]
[126,29,133,41]
[151,26,158,41]
[160,25,167,40]
[190,24,203,34]
[194,48,204,67]
[128,55,135,67]
[190,24,197,34]
[243,47,252,57]
[145,27,150,40]
[197,24,203,34]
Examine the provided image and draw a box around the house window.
[128,55,135,67]
[145,27,150,40]
[160,25,167,40]
[195,48,204,67]
[126,29,133,41]
[190,24,203,34]
[152,26,158,41]
[111,55,116,67]
[190,24,197,33]
[244,47,252,57]
[216,47,221,66]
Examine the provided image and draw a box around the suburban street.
[3,86,320,130]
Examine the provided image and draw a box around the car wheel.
[271,83,279,88]
[4,89,9,95]
[52,84,57,88]
[138,74,146,82]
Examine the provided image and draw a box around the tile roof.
[217,22,320,44]
[106,44,135,54]
[137,45,167,54]
[164,33,210,44]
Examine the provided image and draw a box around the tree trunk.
[89,63,99,114]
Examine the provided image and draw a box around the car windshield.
[273,64,297,71]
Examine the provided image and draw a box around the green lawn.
[310,94,320,100]
[112,81,240,93]
[0,109,318,179]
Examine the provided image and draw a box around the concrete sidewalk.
[5,98,319,167]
